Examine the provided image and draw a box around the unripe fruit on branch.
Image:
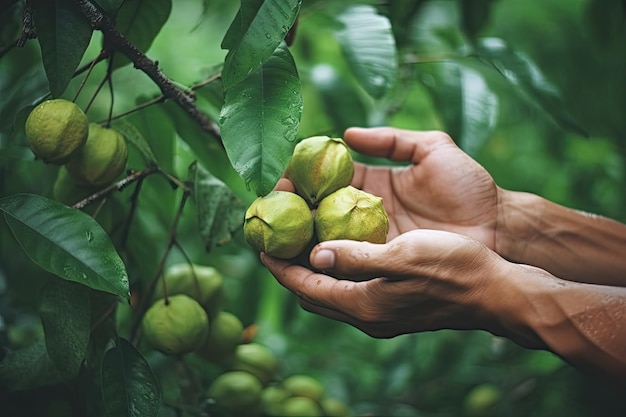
[231,342,280,385]
[198,310,243,362]
[315,186,389,244]
[155,262,225,320]
[25,99,88,164]
[141,294,209,355]
[207,371,264,415]
[281,396,322,417]
[283,374,325,402]
[243,191,314,259]
[65,123,128,186]
[285,135,354,206]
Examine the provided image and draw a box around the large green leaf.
[222,0,301,89]
[188,161,246,252]
[101,338,160,417]
[111,0,172,70]
[472,38,588,137]
[39,278,91,380]
[0,337,63,391]
[335,5,398,99]
[34,0,93,96]
[219,42,302,196]
[111,119,158,166]
[0,194,129,299]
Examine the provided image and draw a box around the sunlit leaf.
[188,161,246,251]
[335,5,397,99]
[34,0,93,96]
[222,0,301,89]
[459,66,498,156]
[101,338,160,417]
[0,194,129,299]
[219,42,302,196]
[112,0,172,70]
[40,278,91,380]
[111,119,158,166]
[472,38,588,137]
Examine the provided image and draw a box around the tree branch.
[72,0,221,141]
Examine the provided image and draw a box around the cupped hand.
[261,229,508,338]
[344,127,500,249]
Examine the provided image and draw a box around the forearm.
[495,189,626,286]
[486,264,626,388]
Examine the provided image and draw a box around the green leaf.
[111,119,158,166]
[0,337,63,391]
[0,194,129,299]
[188,161,246,252]
[94,0,126,15]
[458,66,498,156]
[222,0,301,89]
[34,0,93,97]
[101,338,160,417]
[39,278,91,380]
[112,0,172,70]
[310,64,368,134]
[219,42,302,196]
[472,38,588,137]
[335,5,398,99]
[459,0,493,41]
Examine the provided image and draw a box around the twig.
[71,0,221,141]
[17,0,36,47]
[72,165,159,210]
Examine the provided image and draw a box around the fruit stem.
[129,190,190,345]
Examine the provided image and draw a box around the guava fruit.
[283,374,325,402]
[141,294,209,355]
[198,310,243,362]
[231,342,279,385]
[281,396,322,417]
[207,370,263,415]
[315,186,389,244]
[243,191,314,259]
[321,397,353,417]
[25,98,88,164]
[154,262,225,319]
[285,135,354,206]
[65,123,127,186]
[261,385,291,416]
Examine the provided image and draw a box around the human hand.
[343,127,500,249]
[261,229,509,338]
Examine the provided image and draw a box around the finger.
[344,126,454,164]
[260,253,357,309]
[273,177,295,192]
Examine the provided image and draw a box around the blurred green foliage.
[1,0,624,416]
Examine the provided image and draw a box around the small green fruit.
[141,294,209,355]
[321,397,352,417]
[156,262,225,319]
[231,342,279,385]
[65,123,128,186]
[243,191,314,259]
[281,396,322,417]
[315,186,389,244]
[283,374,324,402]
[261,385,291,416]
[52,166,98,206]
[463,384,502,417]
[198,311,244,362]
[285,136,354,206]
[207,371,263,415]
[25,99,88,164]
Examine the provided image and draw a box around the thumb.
[309,239,408,280]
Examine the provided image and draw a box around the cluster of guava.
[244,135,389,260]
[24,98,128,205]
[139,262,353,416]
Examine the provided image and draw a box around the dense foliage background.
[1,0,624,416]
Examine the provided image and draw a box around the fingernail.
[312,249,335,270]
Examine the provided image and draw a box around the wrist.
[495,188,545,264]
